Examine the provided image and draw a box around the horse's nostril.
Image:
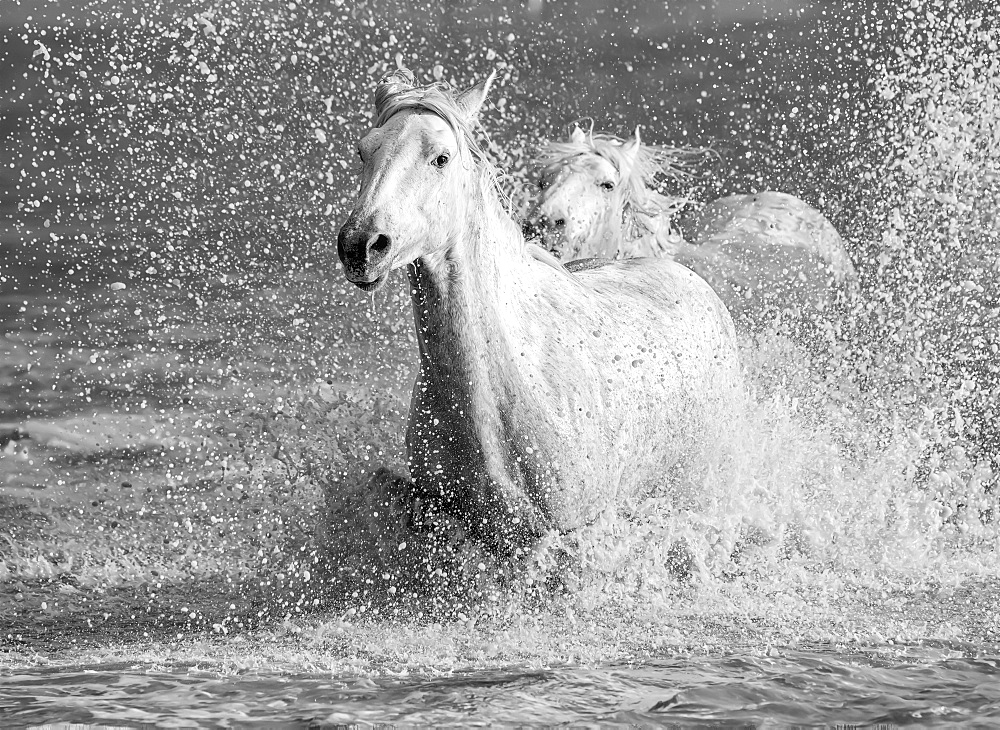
[369,233,391,255]
[553,218,566,229]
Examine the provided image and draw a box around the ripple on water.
[3,650,1000,727]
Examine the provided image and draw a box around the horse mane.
[536,130,712,239]
[372,67,514,213]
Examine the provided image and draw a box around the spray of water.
[1,0,997,653]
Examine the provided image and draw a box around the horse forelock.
[373,82,490,168]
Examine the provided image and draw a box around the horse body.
[674,191,860,320]
[406,244,739,545]
[337,70,742,551]
[525,129,859,321]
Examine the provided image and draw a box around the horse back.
[563,255,739,354]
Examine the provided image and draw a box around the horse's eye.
[538,179,549,190]
[600,181,615,192]
[433,152,450,168]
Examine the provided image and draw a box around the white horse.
[337,68,743,553]
[525,126,859,323]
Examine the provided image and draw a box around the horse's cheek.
[427,180,460,237]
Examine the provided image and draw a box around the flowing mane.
[535,130,710,233]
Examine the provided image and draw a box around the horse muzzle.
[523,212,572,258]
[337,218,394,291]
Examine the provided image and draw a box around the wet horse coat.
[337,70,743,550]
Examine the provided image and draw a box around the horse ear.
[570,125,587,144]
[456,69,497,121]
[622,126,642,167]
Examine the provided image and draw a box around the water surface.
[4,649,1000,727]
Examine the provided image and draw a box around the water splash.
[1,0,998,667]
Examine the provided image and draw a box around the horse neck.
[407,176,528,389]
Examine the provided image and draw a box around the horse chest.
[403,363,555,530]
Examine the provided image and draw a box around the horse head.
[337,68,496,291]
[523,126,642,260]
